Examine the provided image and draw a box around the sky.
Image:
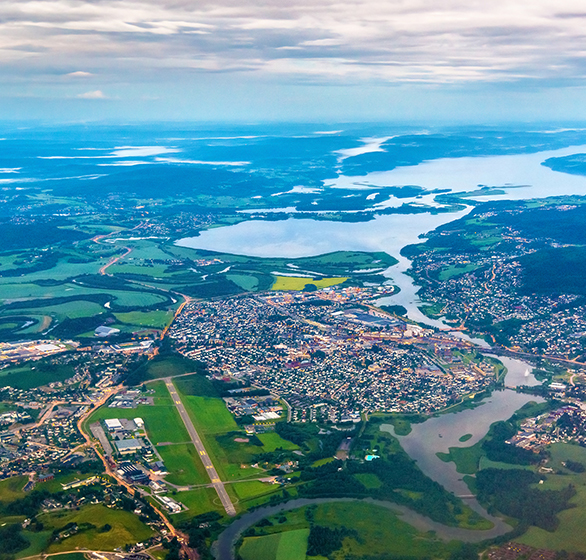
[3,0,586,122]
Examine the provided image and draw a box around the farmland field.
[239,528,309,560]
[42,504,153,552]
[271,276,348,291]
[515,443,586,552]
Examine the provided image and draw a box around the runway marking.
[164,377,236,516]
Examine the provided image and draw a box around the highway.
[164,377,237,517]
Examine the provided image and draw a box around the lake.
[177,144,586,329]
[183,144,560,554]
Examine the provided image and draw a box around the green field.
[226,273,259,291]
[114,310,174,329]
[438,263,479,281]
[136,354,198,382]
[0,362,76,389]
[233,480,280,501]
[436,441,484,475]
[313,502,450,558]
[168,487,225,521]
[254,502,458,559]
[354,473,382,489]
[0,241,397,341]
[87,400,189,445]
[0,475,27,502]
[44,553,87,560]
[515,443,586,552]
[37,473,99,494]
[181,396,266,481]
[175,377,298,498]
[40,504,153,552]
[156,443,210,486]
[180,394,287,481]
[239,528,309,560]
[183,395,239,434]
[256,432,299,452]
[271,276,348,291]
[15,529,54,559]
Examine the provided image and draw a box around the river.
[381,355,544,500]
[212,496,513,560]
[212,354,542,559]
[180,145,574,557]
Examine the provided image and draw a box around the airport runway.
[164,378,236,516]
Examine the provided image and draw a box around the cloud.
[1,0,586,88]
[76,90,106,99]
[66,71,93,77]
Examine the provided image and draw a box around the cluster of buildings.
[108,390,155,409]
[0,365,117,479]
[103,423,185,514]
[0,340,77,365]
[488,542,557,560]
[0,409,32,426]
[507,405,586,451]
[223,395,283,420]
[99,415,170,482]
[0,433,83,479]
[122,211,217,238]
[410,224,586,360]
[169,287,496,420]
[0,402,91,478]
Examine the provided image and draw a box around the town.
[408,203,586,362]
[169,285,499,422]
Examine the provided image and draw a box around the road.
[164,377,237,517]
[76,386,196,558]
[99,246,133,275]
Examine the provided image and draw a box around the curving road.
[164,378,236,516]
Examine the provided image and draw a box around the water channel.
[179,146,585,558]
[212,496,512,560]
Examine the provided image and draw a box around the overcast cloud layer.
[2,0,586,121]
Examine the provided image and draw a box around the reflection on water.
[177,212,468,259]
[381,356,543,506]
[180,146,558,534]
[177,211,472,328]
[329,144,586,200]
[178,144,586,331]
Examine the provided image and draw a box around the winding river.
[178,145,585,558]
[212,357,543,559]
[212,496,512,560]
